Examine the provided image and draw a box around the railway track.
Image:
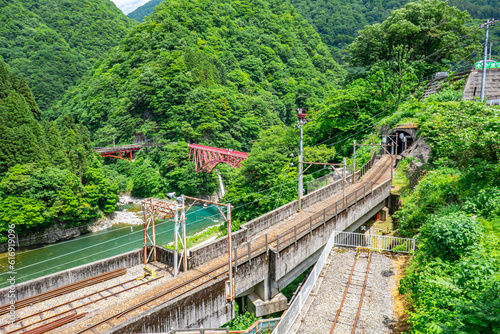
[1,268,163,334]
[59,156,394,334]
[329,248,372,334]
[0,269,127,317]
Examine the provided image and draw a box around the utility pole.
[296,109,309,212]
[352,140,356,183]
[481,19,490,102]
[369,133,373,167]
[343,157,346,208]
[173,204,180,275]
[181,196,188,272]
[227,203,234,303]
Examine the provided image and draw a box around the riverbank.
[0,195,149,251]
[0,204,224,287]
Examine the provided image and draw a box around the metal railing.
[166,318,280,334]
[276,181,375,253]
[307,153,375,194]
[334,231,415,253]
[272,228,341,334]
[272,230,415,334]
[167,329,228,334]
[230,318,280,333]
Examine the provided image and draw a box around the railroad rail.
[1,268,164,334]
[69,156,393,334]
[0,269,126,316]
[329,248,372,334]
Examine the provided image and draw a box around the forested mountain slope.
[0,60,118,243]
[127,0,163,22]
[125,0,500,61]
[54,0,344,151]
[290,0,500,61]
[0,0,135,111]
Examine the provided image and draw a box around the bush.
[419,211,482,261]
[394,167,460,235]
[463,187,500,218]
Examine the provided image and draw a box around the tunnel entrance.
[394,130,414,154]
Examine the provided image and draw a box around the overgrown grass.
[392,159,411,196]
[165,223,224,251]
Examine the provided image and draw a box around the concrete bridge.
[1,156,394,334]
[65,156,393,333]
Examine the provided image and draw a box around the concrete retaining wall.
[189,229,247,269]
[155,245,182,270]
[0,248,143,305]
[107,277,233,333]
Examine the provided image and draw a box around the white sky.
[110,0,150,14]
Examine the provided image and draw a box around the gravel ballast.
[292,248,398,334]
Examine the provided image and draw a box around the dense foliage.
[387,94,500,332]
[288,0,415,60]
[0,0,134,110]
[347,0,481,76]
[124,0,500,62]
[54,0,344,150]
[127,0,163,22]
[0,61,118,243]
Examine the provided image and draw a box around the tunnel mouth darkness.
[390,130,414,155]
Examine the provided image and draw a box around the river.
[0,204,223,289]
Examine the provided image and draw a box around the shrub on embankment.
[390,97,500,332]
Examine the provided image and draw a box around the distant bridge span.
[93,143,248,172]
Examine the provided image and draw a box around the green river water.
[0,204,223,289]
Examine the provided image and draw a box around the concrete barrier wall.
[188,229,247,269]
[0,248,143,305]
[241,201,298,238]
[188,177,354,270]
[155,245,182,269]
[108,277,232,333]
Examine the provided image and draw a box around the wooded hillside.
[0,0,135,110]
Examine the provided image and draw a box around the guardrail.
[276,181,374,253]
[334,231,415,253]
[165,318,280,334]
[272,228,415,334]
[307,153,375,194]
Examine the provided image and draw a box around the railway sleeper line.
[2,273,164,334]
[329,247,373,334]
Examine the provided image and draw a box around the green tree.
[346,0,480,76]
[45,121,70,169]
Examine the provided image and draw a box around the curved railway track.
[43,155,393,334]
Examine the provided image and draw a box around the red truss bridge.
[93,143,248,172]
[93,143,164,161]
[188,144,248,172]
